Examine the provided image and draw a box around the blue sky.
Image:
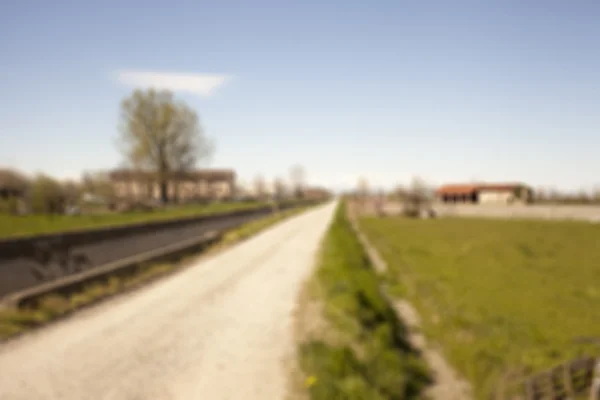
[1,0,599,192]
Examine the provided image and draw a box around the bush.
[0,197,19,215]
[29,174,65,214]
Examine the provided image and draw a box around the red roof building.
[436,182,533,205]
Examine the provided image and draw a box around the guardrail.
[2,231,222,309]
[0,200,319,302]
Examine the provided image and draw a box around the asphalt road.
[0,208,274,298]
[0,201,336,400]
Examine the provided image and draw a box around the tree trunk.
[160,180,168,204]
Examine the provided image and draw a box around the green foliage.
[300,341,386,400]
[29,174,65,214]
[0,197,19,215]
[360,216,600,399]
[81,172,116,202]
[299,203,430,399]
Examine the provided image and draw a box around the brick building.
[109,169,236,203]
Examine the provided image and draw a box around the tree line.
[0,168,116,215]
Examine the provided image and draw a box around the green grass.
[359,216,600,399]
[0,205,313,340]
[0,201,268,238]
[297,203,430,400]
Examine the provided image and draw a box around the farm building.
[436,183,533,205]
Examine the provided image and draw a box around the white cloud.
[116,70,231,96]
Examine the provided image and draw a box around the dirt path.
[0,202,336,400]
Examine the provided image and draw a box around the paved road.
[0,208,276,298]
[0,202,336,400]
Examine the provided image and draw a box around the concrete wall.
[433,204,600,222]
[478,190,514,205]
[377,200,600,222]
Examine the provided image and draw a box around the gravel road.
[0,202,336,400]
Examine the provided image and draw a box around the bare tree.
[118,89,214,203]
[61,180,81,207]
[289,164,306,199]
[404,176,434,218]
[273,177,286,200]
[81,171,116,201]
[356,176,369,198]
[392,184,408,201]
[593,186,600,203]
[534,186,547,203]
[253,175,267,200]
[233,179,248,199]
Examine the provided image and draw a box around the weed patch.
[297,203,430,399]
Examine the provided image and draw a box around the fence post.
[591,359,600,400]
[563,362,574,398]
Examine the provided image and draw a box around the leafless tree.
[118,89,214,203]
[81,171,116,201]
[356,177,370,198]
[289,164,306,199]
[61,180,81,206]
[534,186,548,203]
[593,186,600,203]
[392,184,408,201]
[253,175,267,200]
[403,176,434,218]
[273,177,286,200]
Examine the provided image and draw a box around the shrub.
[0,197,18,215]
[29,174,65,214]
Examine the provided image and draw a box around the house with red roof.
[435,182,533,205]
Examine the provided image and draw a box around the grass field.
[296,203,430,399]
[0,201,269,238]
[359,216,600,399]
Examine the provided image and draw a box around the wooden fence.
[497,356,600,399]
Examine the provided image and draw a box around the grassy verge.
[359,216,600,399]
[296,202,430,400]
[0,201,270,238]
[0,206,312,341]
